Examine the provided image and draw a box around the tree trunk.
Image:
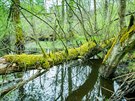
[11,0,24,54]
[94,0,97,32]
[67,0,74,37]
[104,0,108,20]
[100,22,135,78]
[61,0,65,29]
[119,0,126,30]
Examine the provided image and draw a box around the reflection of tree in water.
[0,59,114,101]
[66,59,114,101]
[21,60,92,101]
[66,59,101,101]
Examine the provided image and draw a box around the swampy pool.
[0,59,119,101]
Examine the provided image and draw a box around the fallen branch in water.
[110,72,135,101]
[0,70,46,98]
[0,78,23,86]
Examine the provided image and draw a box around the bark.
[104,0,114,39]
[60,0,65,38]
[61,0,65,28]
[104,0,108,20]
[100,23,135,78]
[0,39,113,75]
[67,0,74,37]
[119,0,126,29]
[94,0,97,32]
[11,0,25,54]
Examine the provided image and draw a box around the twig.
[113,72,135,80]
[0,70,46,99]
[0,78,22,86]
[101,86,114,93]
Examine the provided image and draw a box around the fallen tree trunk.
[0,39,113,75]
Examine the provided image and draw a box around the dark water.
[0,59,116,101]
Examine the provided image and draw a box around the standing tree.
[104,0,108,20]
[100,15,135,78]
[98,0,135,79]
[61,0,65,29]
[11,0,24,54]
[119,0,126,29]
[67,0,74,38]
[94,0,97,32]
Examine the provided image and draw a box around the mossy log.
[0,39,113,75]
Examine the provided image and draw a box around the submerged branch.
[0,70,46,98]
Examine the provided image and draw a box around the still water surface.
[1,59,116,101]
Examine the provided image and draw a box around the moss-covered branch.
[0,39,113,75]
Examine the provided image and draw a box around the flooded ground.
[0,59,117,101]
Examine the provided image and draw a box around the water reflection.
[66,59,100,101]
[23,61,92,101]
[100,78,114,99]
[0,59,115,101]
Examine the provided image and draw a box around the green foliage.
[0,2,8,39]
[21,2,45,14]
[0,1,12,56]
[0,0,135,56]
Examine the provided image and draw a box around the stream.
[0,59,119,101]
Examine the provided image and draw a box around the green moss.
[120,31,130,44]
[102,25,135,64]
[4,54,44,67]
[68,48,79,59]
[42,61,50,68]
[79,43,89,55]
[120,25,135,44]
[3,39,111,69]
[102,38,116,63]
[100,38,114,48]
[48,51,67,64]
[78,41,96,56]
[54,52,64,63]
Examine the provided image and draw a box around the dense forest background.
[0,0,135,55]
